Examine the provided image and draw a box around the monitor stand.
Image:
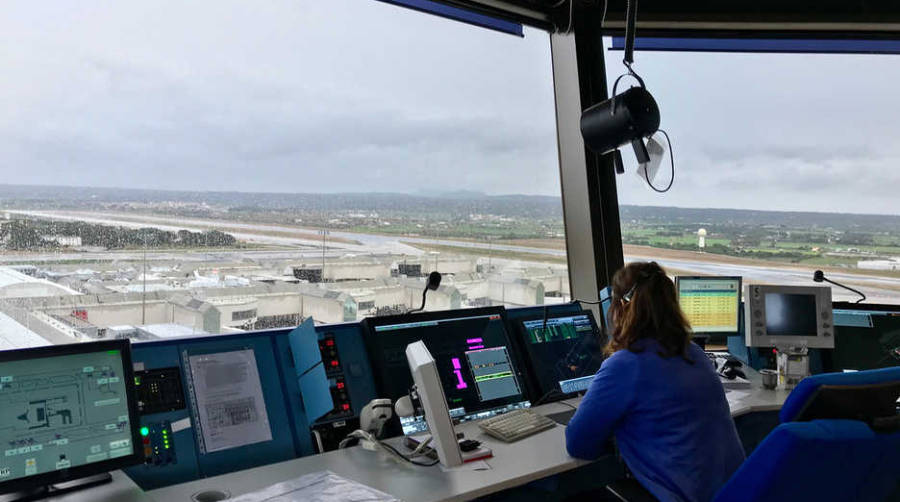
[0,473,112,502]
[775,345,810,390]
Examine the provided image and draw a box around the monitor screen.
[765,293,818,336]
[677,276,741,335]
[599,286,612,330]
[830,304,900,371]
[364,308,528,435]
[518,312,604,400]
[0,341,140,491]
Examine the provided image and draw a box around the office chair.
[607,367,900,502]
[714,419,900,502]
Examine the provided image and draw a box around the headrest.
[794,382,900,432]
[780,366,900,425]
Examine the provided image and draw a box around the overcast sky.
[1,0,899,216]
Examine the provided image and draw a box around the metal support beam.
[551,8,624,319]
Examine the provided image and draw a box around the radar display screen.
[518,311,604,400]
[0,341,139,488]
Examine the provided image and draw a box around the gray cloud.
[610,46,900,215]
[0,0,559,195]
[0,0,898,216]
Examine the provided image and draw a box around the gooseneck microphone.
[813,270,866,303]
[407,272,442,314]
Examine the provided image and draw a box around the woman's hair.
[606,261,693,361]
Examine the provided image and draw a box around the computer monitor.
[675,276,742,337]
[363,307,529,435]
[405,341,462,467]
[598,286,613,332]
[744,284,834,349]
[517,310,604,400]
[0,340,142,496]
[827,302,900,371]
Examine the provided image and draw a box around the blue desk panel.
[124,304,586,489]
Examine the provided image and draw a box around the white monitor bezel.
[675,275,743,336]
[405,340,463,467]
[744,284,834,349]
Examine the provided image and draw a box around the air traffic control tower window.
[606,38,900,305]
[0,0,567,349]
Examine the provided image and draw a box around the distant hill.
[0,184,898,231]
[0,184,563,219]
[619,205,900,233]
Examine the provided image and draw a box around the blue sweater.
[565,340,745,502]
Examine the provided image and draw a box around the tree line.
[0,219,237,250]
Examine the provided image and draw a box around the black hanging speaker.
[580,85,660,163]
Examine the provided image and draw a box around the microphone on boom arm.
[406,272,442,314]
[813,270,866,304]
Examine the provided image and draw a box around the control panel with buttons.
[315,333,354,421]
[135,367,186,415]
[320,335,342,374]
[140,421,177,466]
[309,325,378,451]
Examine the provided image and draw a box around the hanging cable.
[623,0,638,66]
[566,0,575,33]
[550,0,581,35]
[601,0,608,30]
[617,0,645,90]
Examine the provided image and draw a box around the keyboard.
[478,409,556,442]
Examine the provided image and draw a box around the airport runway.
[8,210,899,304]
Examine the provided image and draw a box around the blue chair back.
[780,366,900,423]
[714,419,900,502]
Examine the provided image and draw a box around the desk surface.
[725,368,791,417]
[148,371,786,502]
[148,399,589,502]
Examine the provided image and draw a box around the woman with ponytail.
[565,262,744,502]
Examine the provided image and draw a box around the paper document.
[726,390,751,402]
[188,349,272,453]
[228,470,399,502]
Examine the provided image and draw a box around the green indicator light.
[140,427,149,437]
[108,350,120,354]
